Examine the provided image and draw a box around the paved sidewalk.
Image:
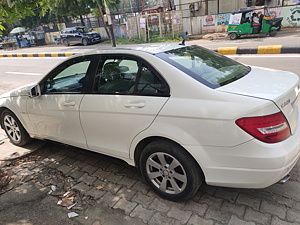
[1,139,300,225]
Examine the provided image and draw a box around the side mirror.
[29,84,41,98]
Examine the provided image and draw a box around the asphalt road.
[0,54,299,95]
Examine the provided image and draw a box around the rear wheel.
[82,38,88,46]
[269,30,277,37]
[229,32,237,40]
[63,39,69,46]
[1,110,31,146]
[140,140,203,202]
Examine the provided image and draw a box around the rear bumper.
[184,117,300,188]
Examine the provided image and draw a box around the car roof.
[232,6,266,14]
[77,43,188,56]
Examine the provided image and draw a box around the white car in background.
[1,44,300,201]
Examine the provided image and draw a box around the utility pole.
[205,0,208,15]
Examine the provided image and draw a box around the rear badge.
[281,99,290,108]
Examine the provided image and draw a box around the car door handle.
[63,101,76,106]
[124,102,146,108]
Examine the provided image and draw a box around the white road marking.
[5,72,43,76]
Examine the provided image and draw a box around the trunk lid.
[218,66,299,133]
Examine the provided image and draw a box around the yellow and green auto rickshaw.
[228,6,283,40]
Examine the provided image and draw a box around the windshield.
[156,45,250,89]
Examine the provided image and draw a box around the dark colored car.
[60,26,101,46]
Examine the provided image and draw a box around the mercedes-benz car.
[60,26,101,46]
[1,44,300,202]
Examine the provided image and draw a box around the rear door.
[80,55,170,158]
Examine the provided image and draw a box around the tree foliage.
[0,0,51,23]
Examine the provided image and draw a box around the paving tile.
[78,173,97,185]
[244,208,272,225]
[228,215,255,225]
[57,164,73,175]
[117,187,137,200]
[215,187,239,203]
[113,198,137,215]
[204,206,231,224]
[86,188,106,200]
[167,206,192,224]
[72,182,92,194]
[271,216,300,225]
[184,200,208,217]
[287,209,300,223]
[260,200,286,219]
[132,192,154,207]
[149,212,181,225]
[103,182,122,194]
[67,169,85,180]
[221,201,246,218]
[118,176,137,188]
[92,168,111,180]
[187,214,214,225]
[130,204,155,223]
[81,164,98,175]
[236,194,261,210]
[199,193,223,209]
[149,198,170,213]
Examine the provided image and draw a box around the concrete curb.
[0,52,77,57]
[214,45,300,55]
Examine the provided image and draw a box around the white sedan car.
[1,44,300,201]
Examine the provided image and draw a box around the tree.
[0,0,52,34]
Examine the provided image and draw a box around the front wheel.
[229,32,237,40]
[1,110,31,146]
[269,30,278,37]
[140,140,203,202]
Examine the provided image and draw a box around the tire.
[1,110,31,146]
[269,30,277,37]
[63,39,69,47]
[140,140,203,202]
[277,25,282,31]
[229,32,237,40]
[82,38,88,46]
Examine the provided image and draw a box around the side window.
[44,57,91,93]
[136,64,168,95]
[93,58,138,94]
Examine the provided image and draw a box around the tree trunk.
[97,4,111,39]
[74,0,85,26]
[79,14,85,26]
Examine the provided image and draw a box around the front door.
[80,55,170,158]
[27,55,98,148]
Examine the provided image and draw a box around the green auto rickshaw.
[228,6,283,40]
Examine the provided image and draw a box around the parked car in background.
[1,44,300,202]
[60,26,101,46]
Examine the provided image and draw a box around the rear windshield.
[156,45,250,89]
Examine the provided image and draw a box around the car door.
[73,28,83,44]
[80,55,170,158]
[26,55,99,148]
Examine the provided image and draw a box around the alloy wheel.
[146,152,187,194]
[3,114,21,143]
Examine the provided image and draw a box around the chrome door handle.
[124,102,146,108]
[63,101,76,106]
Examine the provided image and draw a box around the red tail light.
[236,112,291,143]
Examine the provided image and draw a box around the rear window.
[156,45,250,89]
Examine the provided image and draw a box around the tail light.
[236,112,291,143]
